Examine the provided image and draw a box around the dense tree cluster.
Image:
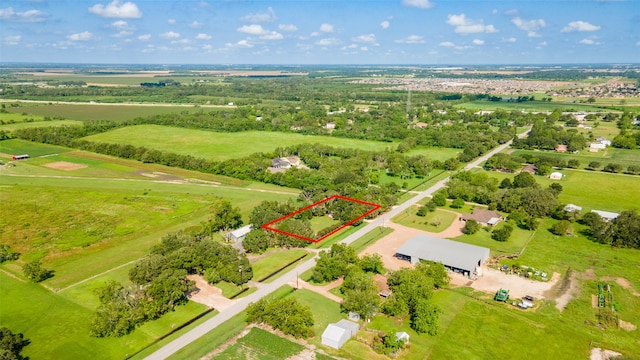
[0,327,30,360]
[0,244,19,264]
[246,297,314,338]
[312,244,361,283]
[381,262,449,335]
[582,210,640,249]
[513,117,587,152]
[22,260,54,282]
[339,267,381,320]
[91,231,251,337]
[446,171,560,222]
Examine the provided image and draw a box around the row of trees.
[91,231,252,337]
[582,211,640,249]
[513,118,588,152]
[0,327,30,360]
[246,297,315,338]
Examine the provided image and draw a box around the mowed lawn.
[392,207,457,233]
[510,148,640,169]
[0,272,209,360]
[405,147,461,162]
[82,125,398,160]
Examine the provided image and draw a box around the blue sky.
[1,0,638,64]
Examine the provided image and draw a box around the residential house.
[373,274,392,298]
[556,144,568,153]
[461,209,502,227]
[549,172,563,180]
[521,164,537,174]
[563,204,583,213]
[591,210,620,222]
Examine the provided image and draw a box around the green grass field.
[0,138,71,157]
[392,208,457,233]
[251,249,310,281]
[82,125,398,161]
[405,147,461,161]
[0,272,209,360]
[510,148,640,170]
[0,119,82,131]
[455,100,608,112]
[7,103,205,121]
[349,227,394,253]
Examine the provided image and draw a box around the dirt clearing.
[44,161,88,171]
[187,275,235,311]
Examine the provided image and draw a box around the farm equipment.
[494,288,510,302]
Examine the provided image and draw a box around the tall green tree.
[203,200,243,234]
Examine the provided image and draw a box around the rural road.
[145,134,523,359]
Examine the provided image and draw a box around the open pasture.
[7,103,204,121]
[392,208,457,233]
[0,138,70,157]
[510,148,640,170]
[82,125,398,161]
[405,147,461,162]
[454,100,604,112]
[0,119,81,132]
[0,272,209,360]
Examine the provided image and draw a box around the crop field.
[7,103,205,121]
[82,125,398,160]
[213,327,305,360]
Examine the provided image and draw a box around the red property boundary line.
[261,195,381,243]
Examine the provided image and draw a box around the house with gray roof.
[591,210,620,222]
[395,235,490,275]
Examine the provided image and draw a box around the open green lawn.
[392,208,457,233]
[350,227,394,253]
[455,100,606,112]
[510,148,640,170]
[251,249,310,282]
[309,216,340,233]
[82,125,398,161]
[289,289,344,348]
[0,138,71,157]
[453,222,534,256]
[405,147,461,161]
[7,103,205,121]
[0,119,82,131]
[0,272,209,360]
[515,218,640,290]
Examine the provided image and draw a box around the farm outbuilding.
[395,235,490,275]
[226,224,252,242]
[321,319,360,349]
[549,172,563,180]
[12,154,29,160]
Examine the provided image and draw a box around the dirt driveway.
[187,275,236,311]
[360,218,464,271]
[450,268,561,300]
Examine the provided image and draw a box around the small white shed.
[549,172,563,180]
[321,319,360,349]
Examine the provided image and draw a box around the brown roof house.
[461,209,503,227]
[373,274,392,298]
[521,164,537,174]
[556,144,568,153]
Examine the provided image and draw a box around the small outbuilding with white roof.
[321,319,360,349]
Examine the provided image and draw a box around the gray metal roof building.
[395,235,490,273]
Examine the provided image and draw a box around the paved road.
[145,134,522,359]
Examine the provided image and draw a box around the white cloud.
[161,31,180,39]
[0,7,47,22]
[320,23,334,33]
[439,41,455,47]
[505,9,519,16]
[579,38,595,45]
[402,0,434,9]
[380,20,390,29]
[171,39,190,44]
[395,35,425,44]
[112,30,132,38]
[561,21,600,32]
[167,18,176,25]
[446,14,497,34]
[316,37,341,46]
[189,21,203,28]
[310,32,320,37]
[502,37,517,43]
[472,39,484,45]
[538,41,547,46]
[352,34,377,45]
[241,7,276,23]
[511,17,545,37]
[138,34,151,41]
[88,1,142,18]
[278,24,298,32]
[226,39,254,48]
[110,20,134,30]
[67,31,93,41]
[262,32,283,40]
[202,44,213,50]
[238,24,267,35]
[195,33,212,40]
[4,35,21,45]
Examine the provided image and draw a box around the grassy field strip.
[349,227,394,253]
[82,125,398,161]
[56,259,138,293]
[0,173,298,195]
